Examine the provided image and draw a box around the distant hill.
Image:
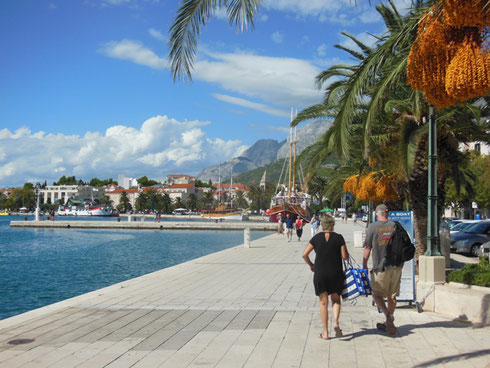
[197,120,333,183]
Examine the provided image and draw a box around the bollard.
[244,228,251,248]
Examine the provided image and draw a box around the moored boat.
[0,211,9,216]
[201,205,244,221]
[268,110,312,223]
[57,205,112,216]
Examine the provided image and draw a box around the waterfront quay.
[1,221,489,367]
[10,220,276,231]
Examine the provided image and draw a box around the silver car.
[452,220,490,256]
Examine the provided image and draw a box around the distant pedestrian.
[157,211,161,223]
[363,204,400,335]
[285,213,294,242]
[311,213,319,238]
[302,215,349,340]
[295,217,304,241]
[353,213,357,223]
[277,213,284,234]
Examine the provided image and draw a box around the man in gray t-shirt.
[363,204,401,335]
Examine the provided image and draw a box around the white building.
[40,185,78,205]
[166,174,195,185]
[459,141,490,156]
[118,174,138,189]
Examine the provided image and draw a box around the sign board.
[388,211,416,302]
[472,201,478,209]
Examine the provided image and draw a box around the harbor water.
[0,216,267,320]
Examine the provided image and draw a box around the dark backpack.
[384,221,415,267]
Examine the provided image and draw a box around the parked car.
[451,220,490,256]
[477,241,490,258]
[450,220,479,235]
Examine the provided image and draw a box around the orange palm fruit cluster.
[407,1,489,108]
[444,0,489,29]
[343,173,398,202]
[445,33,490,101]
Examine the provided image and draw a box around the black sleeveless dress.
[310,231,346,296]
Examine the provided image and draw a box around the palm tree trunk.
[408,134,429,268]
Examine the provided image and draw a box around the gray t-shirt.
[363,220,395,271]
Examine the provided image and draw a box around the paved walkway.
[0,220,488,367]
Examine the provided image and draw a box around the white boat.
[57,205,112,216]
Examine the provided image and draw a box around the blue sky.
[0,0,411,187]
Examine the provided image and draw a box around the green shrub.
[447,257,490,287]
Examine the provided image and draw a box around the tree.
[0,192,7,209]
[97,192,111,205]
[54,176,78,185]
[89,177,117,187]
[137,176,159,187]
[119,191,132,213]
[6,188,35,210]
[174,197,185,209]
[199,191,214,209]
[235,190,248,209]
[187,193,197,210]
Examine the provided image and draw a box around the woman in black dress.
[302,215,349,339]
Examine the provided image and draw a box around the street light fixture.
[34,182,41,221]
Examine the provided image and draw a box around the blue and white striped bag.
[341,259,365,301]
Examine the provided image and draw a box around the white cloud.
[101,39,168,69]
[194,50,323,108]
[317,43,327,57]
[340,32,378,52]
[213,94,290,118]
[262,0,347,16]
[102,0,131,5]
[0,116,245,187]
[271,31,284,44]
[260,14,269,22]
[358,9,382,24]
[148,28,167,42]
[101,42,323,113]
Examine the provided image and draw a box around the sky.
[0,0,412,187]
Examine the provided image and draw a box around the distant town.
[0,173,261,215]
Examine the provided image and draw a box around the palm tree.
[169,0,261,81]
[187,193,198,210]
[119,191,131,213]
[174,197,185,209]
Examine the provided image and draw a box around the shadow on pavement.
[412,349,490,367]
[340,319,477,341]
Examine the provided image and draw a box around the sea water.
[0,216,266,320]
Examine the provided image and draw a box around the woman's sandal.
[334,326,343,338]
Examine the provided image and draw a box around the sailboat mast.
[292,124,297,193]
[218,165,221,204]
[288,109,293,199]
[230,168,233,208]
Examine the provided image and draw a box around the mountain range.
[197,120,332,183]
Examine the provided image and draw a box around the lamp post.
[34,182,41,221]
[425,105,441,256]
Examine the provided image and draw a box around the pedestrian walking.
[310,213,319,238]
[295,217,304,241]
[362,204,400,335]
[302,216,349,340]
[277,213,284,234]
[285,213,294,242]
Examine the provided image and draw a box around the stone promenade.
[0,220,488,367]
